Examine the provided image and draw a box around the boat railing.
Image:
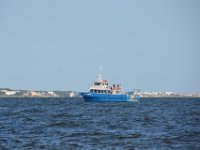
[130,89,140,99]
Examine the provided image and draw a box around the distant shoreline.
[0,88,200,98]
[0,96,199,99]
[141,96,200,99]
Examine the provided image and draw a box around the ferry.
[81,75,140,102]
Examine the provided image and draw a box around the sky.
[0,0,200,92]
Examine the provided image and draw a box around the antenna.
[97,65,103,81]
[97,74,102,81]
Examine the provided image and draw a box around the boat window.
[94,82,101,86]
[94,90,97,93]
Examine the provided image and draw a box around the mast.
[97,74,102,81]
[97,65,103,81]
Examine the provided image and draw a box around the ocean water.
[0,98,199,150]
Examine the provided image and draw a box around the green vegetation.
[53,91,72,97]
[0,91,6,96]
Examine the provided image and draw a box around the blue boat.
[81,75,140,102]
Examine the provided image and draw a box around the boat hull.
[82,93,138,102]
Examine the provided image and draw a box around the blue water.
[0,98,199,149]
